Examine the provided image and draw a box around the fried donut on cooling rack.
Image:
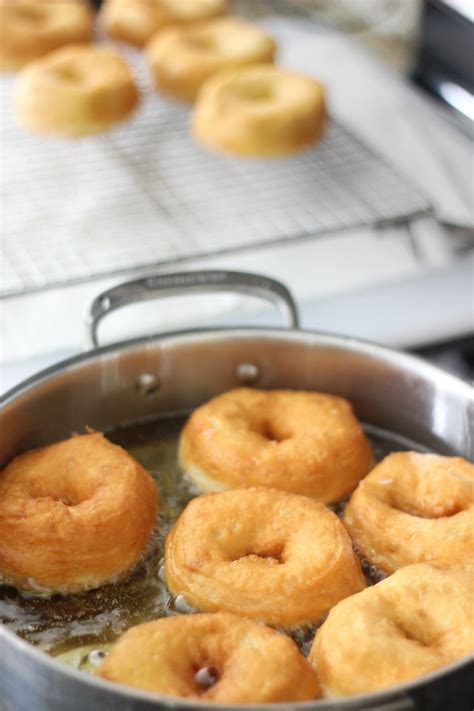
[164,487,365,627]
[309,564,474,697]
[192,64,326,157]
[101,0,227,48]
[97,612,320,702]
[344,452,474,574]
[14,45,139,137]
[179,388,373,503]
[146,18,276,102]
[0,0,93,72]
[0,433,157,594]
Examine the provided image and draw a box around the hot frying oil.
[0,416,425,671]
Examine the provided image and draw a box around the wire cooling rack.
[1,46,431,299]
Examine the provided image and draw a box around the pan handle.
[85,270,300,348]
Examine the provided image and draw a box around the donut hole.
[379,456,472,519]
[259,420,288,443]
[52,495,77,506]
[28,482,92,507]
[231,542,286,565]
[43,492,83,507]
[185,34,216,52]
[397,503,462,519]
[388,490,464,519]
[12,5,49,23]
[231,79,274,102]
[53,64,84,83]
[392,616,436,648]
[394,620,424,644]
[194,665,220,691]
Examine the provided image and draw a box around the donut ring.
[0,0,93,72]
[146,19,276,103]
[97,612,320,702]
[14,45,139,137]
[192,64,326,157]
[0,433,157,594]
[309,564,474,697]
[179,388,374,503]
[164,487,365,627]
[101,0,227,48]
[344,452,474,574]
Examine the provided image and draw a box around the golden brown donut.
[0,433,157,594]
[101,0,227,48]
[192,64,326,157]
[146,18,276,103]
[344,452,474,574]
[0,0,93,72]
[309,564,474,697]
[179,388,373,503]
[14,45,139,137]
[97,612,320,702]
[164,487,365,627]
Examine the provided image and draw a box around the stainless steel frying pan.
[1,271,473,711]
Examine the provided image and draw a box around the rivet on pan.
[136,372,160,397]
[236,362,259,384]
[100,295,111,310]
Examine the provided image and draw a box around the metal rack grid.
[1,49,431,299]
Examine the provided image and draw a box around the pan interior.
[0,413,429,674]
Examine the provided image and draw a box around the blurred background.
[1,0,473,391]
